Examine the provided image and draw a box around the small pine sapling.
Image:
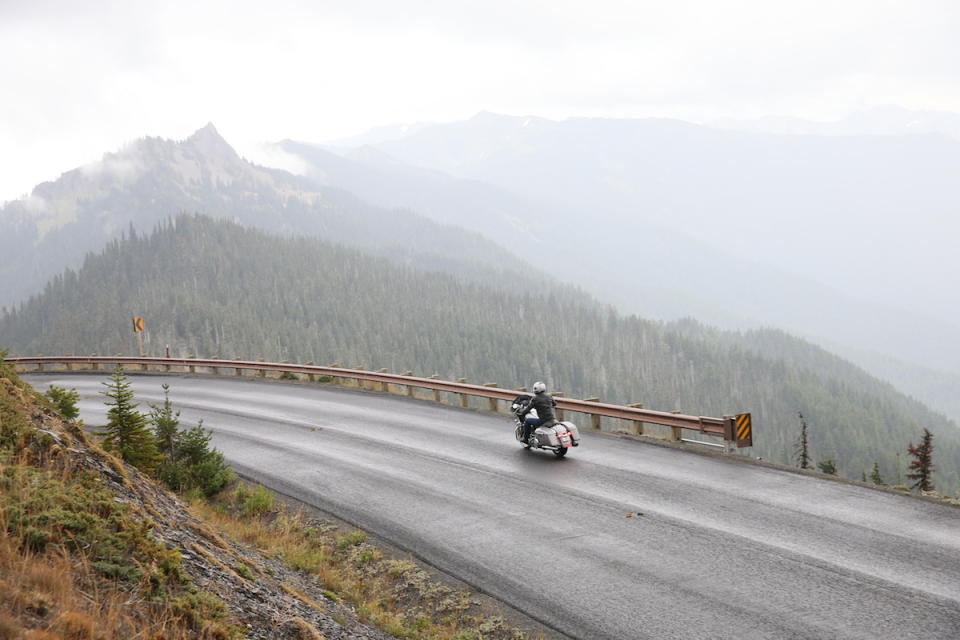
[45,384,80,420]
[101,367,160,472]
[150,383,180,457]
[795,412,811,470]
[817,457,837,475]
[906,428,935,492]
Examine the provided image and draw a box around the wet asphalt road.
[30,373,960,640]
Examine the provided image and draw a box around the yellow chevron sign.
[132,317,144,333]
[735,413,752,447]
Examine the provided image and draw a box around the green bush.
[44,384,80,420]
[239,485,275,517]
[3,467,159,585]
[149,386,235,496]
[817,458,838,475]
[336,530,368,549]
[279,371,299,380]
[234,563,254,580]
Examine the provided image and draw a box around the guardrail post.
[257,358,266,377]
[329,363,342,386]
[377,368,389,392]
[722,416,736,453]
[304,362,315,382]
[484,383,498,412]
[354,366,366,389]
[90,354,99,371]
[628,403,645,435]
[65,359,73,371]
[457,378,469,408]
[584,398,602,430]
[429,375,442,402]
[553,392,565,420]
[210,356,220,375]
[187,355,196,373]
[402,371,415,397]
[670,410,683,441]
[234,358,243,376]
[35,362,44,372]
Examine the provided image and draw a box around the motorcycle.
[510,394,581,457]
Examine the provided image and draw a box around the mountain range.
[268,116,960,423]
[1,119,957,471]
[0,123,535,310]
[3,213,957,492]
[710,105,960,140]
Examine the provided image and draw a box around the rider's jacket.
[522,393,557,423]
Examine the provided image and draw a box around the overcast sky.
[2,0,959,203]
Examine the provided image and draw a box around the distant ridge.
[0,124,535,308]
[3,213,958,492]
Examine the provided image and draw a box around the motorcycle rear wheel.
[554,448,568,458]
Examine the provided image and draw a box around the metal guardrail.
[8,355,753,448]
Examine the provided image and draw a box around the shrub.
[59,611,95,640]
[233,563,254,581]
[151,387,235,496]
[817,458,837,475]
[279,372,299,380]
[239,485,275,517]
[44,385,80,421]
[336,530,368,549]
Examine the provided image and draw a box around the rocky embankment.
[1,366,393,639]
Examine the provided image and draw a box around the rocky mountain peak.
[184,122,238,160]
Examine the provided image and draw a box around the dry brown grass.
[288,616,326,640]
[190,487,541,640]
[58,611,95,640]
[189,543,243,582]
[280,583,326,612]
[0,531,237,640]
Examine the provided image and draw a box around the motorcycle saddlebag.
[533,426,560,447]
[560,421,581,445]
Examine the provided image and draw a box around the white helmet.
[533,381,546,394]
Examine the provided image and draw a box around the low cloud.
[21,194,47,213]
[242,142,311,177]
[79,152,144,183]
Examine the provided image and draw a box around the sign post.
[132,316,144,356]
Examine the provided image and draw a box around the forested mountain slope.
[0,124,532,308]
[2,215,956,492]
[279,126,960,425]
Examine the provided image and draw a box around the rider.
[520,381,557,444]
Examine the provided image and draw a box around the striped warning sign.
[735,413,752,447]
[132,317,144,333]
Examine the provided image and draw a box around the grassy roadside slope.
[0,357,542,640]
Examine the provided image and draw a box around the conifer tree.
[869,461,886,486]
[101,367,159,472]
[150,383,180,457]
[795,412,811,469]
[907,428,935,492]
[158,418,234,496]
[44,384,79,420]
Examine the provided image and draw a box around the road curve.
[29,373,960,640]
